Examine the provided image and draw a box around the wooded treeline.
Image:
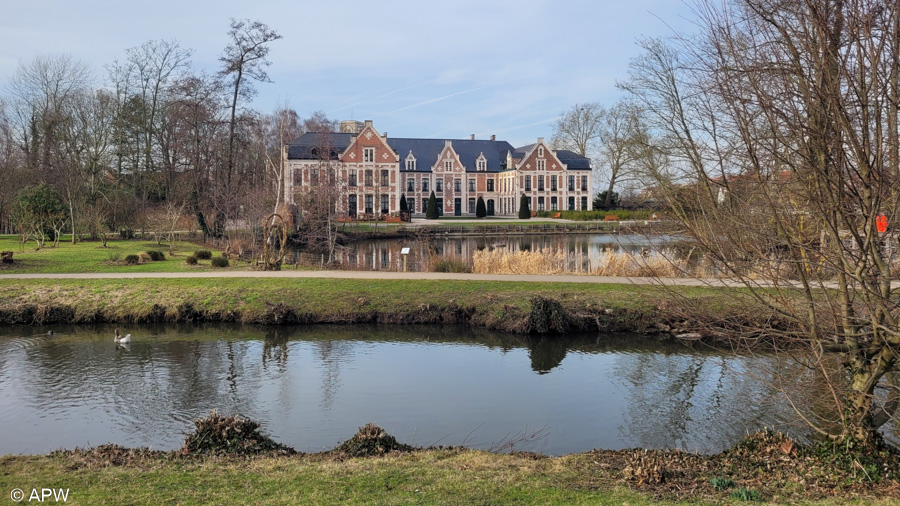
[0,20,334,243]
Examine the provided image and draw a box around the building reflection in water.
[288,234,681,273]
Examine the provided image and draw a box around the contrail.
[388,87,485,114]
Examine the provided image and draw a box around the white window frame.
[364,147,375,162]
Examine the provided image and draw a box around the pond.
[0,324,893,455]
[290,233,682,272]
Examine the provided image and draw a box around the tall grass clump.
[426,253,470,273]
[473,249,567,275]
[473,248,700,277]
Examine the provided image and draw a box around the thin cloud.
[387,87,485,114]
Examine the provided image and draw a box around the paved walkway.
[0,269,764,287]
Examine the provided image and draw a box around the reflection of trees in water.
[313,339,354,412]
[262,328,290,371]
[528,337,568,374]
[6,323,863,453]
[614,349,804,451]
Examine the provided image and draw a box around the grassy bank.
[2,435,897,505]
[0,451,672,505]
[0,277,755,336]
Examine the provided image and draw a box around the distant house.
[284,120,592,218]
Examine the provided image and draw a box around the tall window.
[381,170,389,187]
[422,200,428,213]
[364,148,375,162]
[436,179,443,192]
[550,197,557,211]
[407,198,415,212]
[568,175,575,191]
[310,169,319,185]
[454,179,461,192]
[444,160,453,171]
[525,175,532,191]
[568,197,575,210]
[581,175,588,190]
[487,179,494,192]
[537,175,545,191]
[468,179,475,192]
[550,176,557,191]
[380,194,389,214]
[581,196,588,210]
[348,170,357,187]
[468,198,475,214]
[422,179,429,192]
[538,196,545,211]
[538,146,544,157]
[293,169,302,187]
[365,170,373,186]
[407,178,414,192]
[537,159,546,170]
[365,195,373,214]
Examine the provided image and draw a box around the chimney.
[470,134,475,140]
[490,135,496,141]
[538,137,544,143]
[364,120,373,128]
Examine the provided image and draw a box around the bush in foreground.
[181,411,293,456]
[185,255,198,265]
[124,254,139,265]
[335,423,413,457]
[211,256,229,268]
[147,250,166,261]
[194,250,212,260]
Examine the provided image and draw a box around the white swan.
[114,328,131,344]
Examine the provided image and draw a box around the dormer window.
[405,152,416,171]
[364,148,375,162]
[476,153,487,171]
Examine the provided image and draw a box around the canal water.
[0,324,893,455]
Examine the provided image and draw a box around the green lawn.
[0,451,672,506]
[0,236,254,274]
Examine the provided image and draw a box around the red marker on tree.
[876,214,888,233]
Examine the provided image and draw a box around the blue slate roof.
[286,132,353,159]
[389,138,515,173]
[555,149,592,170]
[287,131,590,171]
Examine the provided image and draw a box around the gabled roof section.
[390,138,515,172]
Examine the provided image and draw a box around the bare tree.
[624,0,900,446]
[597,100,642,208]
[299,131,343,263]
[551,102,605,157]
[219,18,282,189]
[7,54,92,181]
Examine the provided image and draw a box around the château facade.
[284,120,592,218]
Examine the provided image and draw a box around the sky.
[0,0,697,147]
